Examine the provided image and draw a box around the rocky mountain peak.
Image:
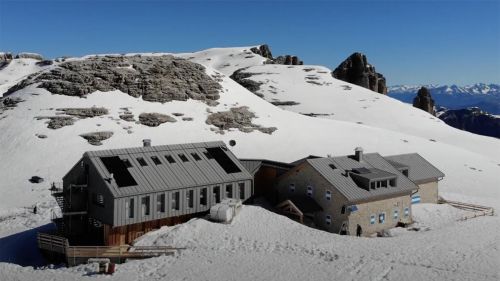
[250,44,303,65]
[413,87,436,116]
[332,52,387,94]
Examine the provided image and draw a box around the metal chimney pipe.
[143,139,151,147]
[354,147,363,162]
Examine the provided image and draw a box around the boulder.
[413,87,436,115]
[250,44,303,65]
[80,131,114,146]
[250,44,273,59]
[138,113,176,127]
[206,106,277,134]
[332,52,387,94]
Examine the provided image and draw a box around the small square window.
[137,157,148,167]
[122,159,132,168]
[370,215,376,224]
[165,155,176,164]
[306,186,313,197]
[179,154,189,162]
[325,215,331,225]
[341,205,346,214]
[191,153,201,161]
[379,213,385,224]
[404,207,410,217]
[393,210,399,220]
[151,156,162,165]
[326,190,332,200]
[289,184,295,192]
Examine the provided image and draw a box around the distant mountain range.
[388,83,500,115]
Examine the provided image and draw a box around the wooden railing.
[439,198,494,221]
[37,232,69,254]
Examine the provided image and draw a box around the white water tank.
[210,204,234,223]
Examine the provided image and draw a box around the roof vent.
[354,147,363,162]
[143,139,151,147]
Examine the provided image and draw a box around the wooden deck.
[438,198,495,221]
[38,233,184,266]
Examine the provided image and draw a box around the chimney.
[354,147,363,162]
[143,139,151,147]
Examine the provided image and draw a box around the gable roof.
[239,159,294,175]
[384,153,445,183]
[306,153,418,203]
[84,141,252,198]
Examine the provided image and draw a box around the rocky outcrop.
[413,87,436,115]
[80,131,113,145]
[332,52,387,94]
[438,107,500,138]
[250,44,303,65]
[6,55,222,104]
[15,52,43,60]
[206,106,277,134]
[0,52,13,69]
[36,116,75,129]
[250,45,273,60]
[229,68,264,96]
[56,107,108,118]
[138,113,176,127]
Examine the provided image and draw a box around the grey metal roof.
[384,153,445,183]
[239,159,294,175]
[386,160,409,171]
[351,168,396,180]
[84,141,253,198]
[306,153,418,203]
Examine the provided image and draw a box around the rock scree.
[56,107,109,118]
[332,52,387,94]
[230,68,264,96]
[138,112,177,127]
[206,106,277,134]
[6,55,222,103]
[79,131,114,146]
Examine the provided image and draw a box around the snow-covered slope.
[0,46,499,281]
[0,58,48,94]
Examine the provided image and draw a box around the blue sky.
[0,0,499,85]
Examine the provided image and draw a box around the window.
[289,183,295,192]
[172,192,180,210]
[165,155,176,164]
[341,205,346,214]
[226,184,233,198]
[306,186,313,197]
[93,193,104,206]
[213,186,221,203]
[187,190,194,208]
[157,194,165,213]
[200,188,207,206]
[179,154,189,162]
[141,196,150,216]
[389,179,396,187]
[402,169,409,177]
[404,207,409,217]
[393,209,399,220]
[377,181,381,188]
[325,215,332,225]
[126,198,134,218]
[191,153,201,161]
[238,183,245,200]
[370,182,376,190]
[151,156,162,165]
[325,190,332,200]
[122,159,133,168]
[137,157,148,167]
[206,147,241,174]
[381,180,388,188]
[379,213,385,224]
[100,156,137,187]
[370,215,376,225]
[204,151,214,159]
[329,164,337,170]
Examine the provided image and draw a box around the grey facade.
[276,148,421,236]
[60,141,253,231]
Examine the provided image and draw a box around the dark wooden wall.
[103,214,196,246]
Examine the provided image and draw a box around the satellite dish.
[229,140,236,147]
